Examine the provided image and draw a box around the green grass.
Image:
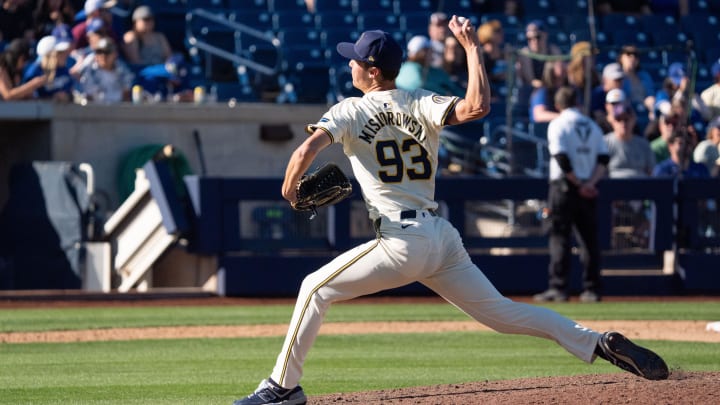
[1,301,719,404]
[1,301,719,332]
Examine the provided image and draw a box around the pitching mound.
[309,371,719,404]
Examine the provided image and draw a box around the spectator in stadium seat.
[654,62,711,125]
[568,41,600,112]
[395,35,465,97]
[122,5,172,66]
[0,38,47,100]
[477,19,507,85]
[427,12,449,69]
[32,0,76,41]
[516,20,561,89]
[529,59,568,123]
[21,35,74,101]
[652,127,709,178]
[617,45,655,117]
[71,0,119,51]
[77,36,133,103]
[69,17,105,76]
[693,116,720,174]
[700,59,720,120]
[604,89,655,178]
[591,62,625,133]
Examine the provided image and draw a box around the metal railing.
[185,8,282,78]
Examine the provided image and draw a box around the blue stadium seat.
[438,0,473,13]
[322,28,360,50]
[138,0,186,13]
[395,0,438,14]
[522,0,555,15]
[269,0,307,12]
[186,0,226,10]
[271,10,316,30]
[649,29,688,49]
[689,30,720,59]
[553,0,587,15]
[315,11,360,30]
[230,10,273,30]
[313,0,353,13]
[705,47,720,65]
[281,46,328,71]
[329,64,362,101]
[284,65,331,103]
[600,13,640,32]
[352,0,395,14]
[680,14,719,41]
[213,82,259,101]
[358,12,402,32]
[277,28,323,47]
[610,29,650,49]
[226,0,269,11]
[401,12,430,35]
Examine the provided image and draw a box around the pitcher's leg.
[270,239,413,388]
[424,263,601,363]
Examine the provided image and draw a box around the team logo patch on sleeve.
[432,95,452,104]
[319,117,330,123]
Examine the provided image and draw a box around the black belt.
[400,209,437,219]
[374,210,437,232]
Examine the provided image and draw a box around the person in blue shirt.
[22,35,74,101]
[653,127,710,178]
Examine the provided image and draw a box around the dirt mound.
[310,371,720,404]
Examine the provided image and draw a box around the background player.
[233,16,668,405]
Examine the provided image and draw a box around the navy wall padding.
[144,159,191,235]
[0,162,90,289]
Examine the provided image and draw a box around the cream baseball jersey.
[307,88,459,219]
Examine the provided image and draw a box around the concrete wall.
[1,101,352,209]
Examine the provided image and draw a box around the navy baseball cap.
[336,30,403,72]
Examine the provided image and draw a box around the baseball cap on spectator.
[132,5,153,21]
[708,116,720,130]
[406,35,430,57]
[429,12,448,25]
[93,37,115,54]
[36,36,58,58]
[84,0,115,15]
[337,30,403,73]
[606,89,630,119]
[711,59,720,78]
[602,62,624,81]
[668,62,686,86]
[36,35,70,57]
[606,88,626,104]
[86,18,104,34]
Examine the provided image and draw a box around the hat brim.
[337,42,362,62]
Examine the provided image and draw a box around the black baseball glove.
[292,163,352,219]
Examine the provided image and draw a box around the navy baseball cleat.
[596,331,669,380]
[232,378,306,405]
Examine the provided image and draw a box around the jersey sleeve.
[305,99,356,144]
[416,89,460,128]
